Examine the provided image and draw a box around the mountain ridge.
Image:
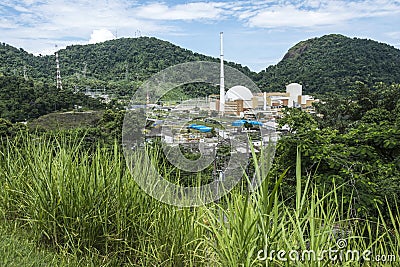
[0,37,254,88]
[256,34,400,94]
[2,34,400,95]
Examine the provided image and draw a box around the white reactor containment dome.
[225,85,253,101]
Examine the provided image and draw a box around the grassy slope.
[28,111,103,130]
[0,220,87,266]
[0,134,398,266]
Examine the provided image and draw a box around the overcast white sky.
[1,0,400,71]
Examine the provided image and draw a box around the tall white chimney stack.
[219,32,225,113]
[263,92,267,111]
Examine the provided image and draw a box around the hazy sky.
[1,0,400,71]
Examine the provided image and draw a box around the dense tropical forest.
[0,34,399,266]
[256,34,400,94]
[276,82,400,219]
[0,76,106,122]
[0,37,253,97]
[2,34,400,121]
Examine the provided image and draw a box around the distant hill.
[0,43,53,79]
[0,37,256,121]
[0,37,254,95]
[255,34,400,94]
[57,37,254,80]
[2,34,400,98]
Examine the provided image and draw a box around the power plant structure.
[212,32,264,117]
[208,32,318,117]
[219,32,225,114]
[142,32,320,148]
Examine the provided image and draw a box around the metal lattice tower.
[219,32,225,114]
[55,47,63,90]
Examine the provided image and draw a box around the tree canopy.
[0,76,105,122]
[256,34,400,94]
[275,82,400,219]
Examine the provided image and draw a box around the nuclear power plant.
[144,32,318,119]
[206,32,318,118]
[143,32,319,145]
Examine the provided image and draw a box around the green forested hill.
[0,43,53,79]
[57,37,253,81]
[256,34,400,94]
[2,34,400,96]
[0,76,105,122]
[0,37,254,121]
[0,37,253,94]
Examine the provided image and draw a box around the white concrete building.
[225,85,253,109]
[286,83,303,108]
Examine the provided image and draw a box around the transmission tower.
[55,46,63,90]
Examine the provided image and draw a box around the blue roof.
[187,124,212,132]
[193,125,207,129]
[232,120,247,126]
[199,127,212,132]
[232,120,262,126]
[187,124,197,128]
[248,120,263,125]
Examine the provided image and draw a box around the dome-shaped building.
[226,85,253,103]
[218,85,254,115]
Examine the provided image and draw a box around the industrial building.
[206,33,319,117]
[144,32,319,146]
[208,82,319,117]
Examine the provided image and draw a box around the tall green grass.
[0,133,207,266]
[201,146,399,266]
[0,132,398,266]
